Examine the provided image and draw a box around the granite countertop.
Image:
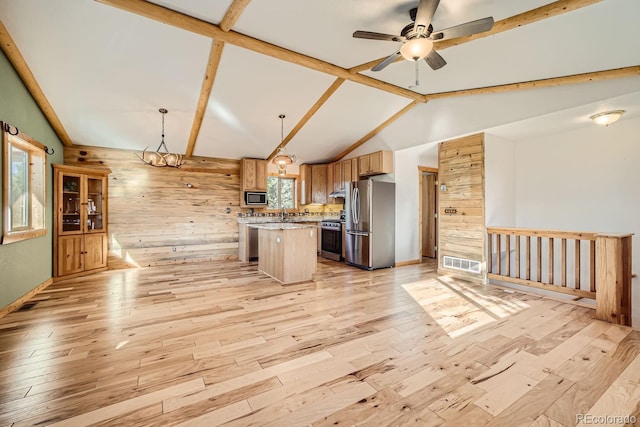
[250,222,318,230]
[238,215,339,224]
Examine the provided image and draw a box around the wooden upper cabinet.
[358,150,393,177]
[351,158,359,181]
[311,164,328,204]
[241,158,267,192]
[342,159,352,189]
[332,161,343,192]
[298,164,312,205]
[298,163,329,205]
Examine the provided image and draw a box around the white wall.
[514,116,640,326]
[484,134,516,227]
[394,142,439,263]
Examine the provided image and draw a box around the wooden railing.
[487,227,633,326]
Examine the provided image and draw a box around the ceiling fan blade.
[414,0,440,35]
[430,17,494,41]
[353,30,406,42]
[425,49,446,70]
[372,49,402,71]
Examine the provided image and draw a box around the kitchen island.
[253,223,317,284]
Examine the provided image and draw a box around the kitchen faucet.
[280,206,286,221]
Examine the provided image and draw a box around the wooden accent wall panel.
[65,145,241,267]
[437,133,486,281]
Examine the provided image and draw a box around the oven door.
[320,227,342,261]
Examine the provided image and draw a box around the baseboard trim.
[53,267,108,282]
[437,268,486,285]
[395,259,421,267]
[0,277,53,319]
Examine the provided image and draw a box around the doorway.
[418,167,438,260]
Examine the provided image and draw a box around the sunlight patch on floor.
[402,275,531,338]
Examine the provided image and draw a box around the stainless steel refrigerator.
[345,179,395,270]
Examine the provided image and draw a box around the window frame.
[2,123,47,244]
[266,173,297,210]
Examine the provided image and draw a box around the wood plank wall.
[64,146,241,267]
[437,133,486,281]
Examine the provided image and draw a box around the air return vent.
[442,256,481,273]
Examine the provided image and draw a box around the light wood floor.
[1,258,639,426]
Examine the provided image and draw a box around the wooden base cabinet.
[53,164,111,279]
[57,233,108,276]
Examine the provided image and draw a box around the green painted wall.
[0,50,64,308]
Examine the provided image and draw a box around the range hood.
[329,190,346,198]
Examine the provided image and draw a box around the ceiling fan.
[353,0,494,72]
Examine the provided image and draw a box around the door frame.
[418,166,438,262]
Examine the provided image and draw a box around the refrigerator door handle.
[351,187,358,226]
[354,187,360,225]
[347,230,368,237]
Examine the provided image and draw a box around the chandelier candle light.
[272,114,296,175]
[136,108,186,168]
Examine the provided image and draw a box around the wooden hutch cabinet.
[53,164,110,279]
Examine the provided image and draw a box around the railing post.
[595,234,634,326]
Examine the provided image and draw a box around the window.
[2,123,47,244]
[267,175,296,210]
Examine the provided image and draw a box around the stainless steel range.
[320,219,342,261]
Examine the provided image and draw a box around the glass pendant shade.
[400,38,433,61]
[271,115,295,175]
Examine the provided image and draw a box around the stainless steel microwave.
[244,191,267,205]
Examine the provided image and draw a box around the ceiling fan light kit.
[400,38,433,61]
[590,110,625,126]
[353,0,494,73]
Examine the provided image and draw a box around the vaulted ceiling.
[1,0,639,164]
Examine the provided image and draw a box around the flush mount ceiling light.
[272,114,296,176]
[590,110,625,126]
[136,108,185,167]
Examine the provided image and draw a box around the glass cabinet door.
[61,174,82,233]
[86,176,105,232]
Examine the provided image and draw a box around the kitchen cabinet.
[351,158,359,181]
[257,224,317,284]
[358,150,393,176]
[298,164,312,205]
[299,164,328,205]
[241,158,267,191]
[331,161,343,193]
[240,158,267,208]
[341,159,351,190]
[311,164,328,204]
[53,164,110,279]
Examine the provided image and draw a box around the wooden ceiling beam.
[267,78,345,161]
[0,19,73,146]
[185,40,225,158]
[95,0,424,102]
[434,0,604,51]
[185,0,251,157]
[331,100,420,162]
[422,66,640,101]
[219,0,251,32]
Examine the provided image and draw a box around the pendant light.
[272,114,296,175]
[136,108,185,167]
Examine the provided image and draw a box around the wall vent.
[443,256,481,273]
